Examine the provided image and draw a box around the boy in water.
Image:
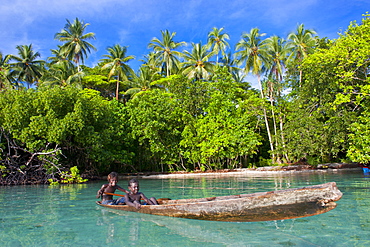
[96,172,129,205]
[125,178,158,209]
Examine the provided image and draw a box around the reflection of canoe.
[96,182,342,222]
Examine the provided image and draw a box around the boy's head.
[128,178,139,194]
[107,172,118,186]
[107,172,118,181]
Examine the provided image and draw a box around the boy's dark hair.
[128,178,139,186]
[107,172,118,181]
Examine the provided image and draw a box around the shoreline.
[111,162,361,180]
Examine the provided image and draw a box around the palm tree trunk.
[279,114,290,162]
[166,61,170,77]
[116,74,120,100]
[258,75,275,161]
[269,96,280,163]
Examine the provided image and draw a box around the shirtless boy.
[96,172,129,205]
[125,178,158,209]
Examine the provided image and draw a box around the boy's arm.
[125,194,141,209]
[96,184,107,198]
[139,193,153,205]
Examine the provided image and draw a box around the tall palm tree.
[235,28,275,160]
[287,24,317,86]
[181,42,215,80]
[54,18,96,69]
[265,36,292,163]
[100,44,135,100]
[9,44,44,88]
[206,27,230,64]
[235,28,268,77]
[148,30,186,77]
[265,36,290,83]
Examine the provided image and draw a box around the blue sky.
[0,0,368,79]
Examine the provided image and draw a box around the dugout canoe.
[96,182,342,222]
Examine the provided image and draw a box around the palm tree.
[48,45,69,66]
[287,24,317,86]
[206,27,230,64]
[41,45,83,88]
[264,36,292,163]
[235,28,268,77]
[148,30,186,77]
[9,44,44,88]
[219,52,241,82]
[140,52,162,76]
[100,44,135,100]
[265,36,290,83]
[235,28,275,160]
[55,18,96,69]
[181,42,215,80]
[41,60,84,88]
[0,51,12,89]
[125,66,160,98]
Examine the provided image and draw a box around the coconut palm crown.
[55,18,96,68]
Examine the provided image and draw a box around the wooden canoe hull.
[96,182,342,222]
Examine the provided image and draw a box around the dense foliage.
[1,15,369,184]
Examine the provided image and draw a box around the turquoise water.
[1,169,370,246]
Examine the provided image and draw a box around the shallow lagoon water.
[1,169,370,246]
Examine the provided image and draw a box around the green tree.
[279,104,352,164]
[126,87,185,171]
[80,65,115,99]
[100,44,135,100]
[129,70,263,171]
[148,30,186,77]
[0,86,134,179]
[299,14,370,163]
[206,27,230,64]
[180,68,263,169]
[9,44,44,88]
[182,42,215,80]
[55,18,96,69]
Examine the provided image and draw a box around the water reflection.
[56,183,87,200]
[97,207,142,245]
[96,206,324,246]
